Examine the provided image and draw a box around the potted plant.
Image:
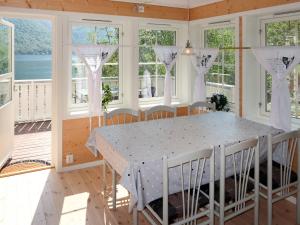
[210,93,229,111]
[102,84,113,111]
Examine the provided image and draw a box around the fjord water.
[15,54,52,80]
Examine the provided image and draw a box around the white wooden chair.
[257,130,300,225]
[188,101,216,115]
[102,108,140,209]
[144,105,176,121]
[139,148,215,225]
[216,138,259,225]
[104,108,140,126]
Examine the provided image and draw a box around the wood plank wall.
[62,106,188,167]
[190,0,300,20]
[0,0,188,21]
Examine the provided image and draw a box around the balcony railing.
[14,79,52,122]
[14,78,235,122]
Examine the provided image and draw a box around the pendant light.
[182,0,194,55]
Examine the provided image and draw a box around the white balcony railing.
[14,79,52,122]
[14,78,235,122]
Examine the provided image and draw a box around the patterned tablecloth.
[87,112,281,211]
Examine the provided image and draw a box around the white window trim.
[67,20,124,113]
[137,25,181,106]
[259,14,300,120]
[200,20,239,114]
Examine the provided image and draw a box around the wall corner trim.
[61,160,103,172]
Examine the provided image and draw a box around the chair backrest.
[144,105,176,121]
[103,108,139,126]
[268,130,300,194]
[188,101,216,115]
[163,148,214,225]
[219,137,259,223]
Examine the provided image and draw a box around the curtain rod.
[219,47,252,50]
[70,44,253,49]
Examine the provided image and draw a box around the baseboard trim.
[61,160,104,172]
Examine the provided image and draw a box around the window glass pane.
[138,28,176,99]
[0,77,12,107]
[71,25,120,105]
[0,24,12,75]
[204,26,236,109]
[264,19,300,117]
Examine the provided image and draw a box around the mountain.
[5,18,52,55]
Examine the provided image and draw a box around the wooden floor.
[0,167,297,225]
[12,131,51,164]
[15,120,51,135]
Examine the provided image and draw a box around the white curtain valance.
[252,47,300,131]
[153,45,180,106]
[74,45,118,118]
[190,48,219,102]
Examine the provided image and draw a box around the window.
[203,26,236,109]
[71,24,121,106]
[262,17,300,118]
[138,28,176,99]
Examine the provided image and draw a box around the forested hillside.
[6,18,52,55]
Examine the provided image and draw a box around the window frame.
[259,14,300,118]
[138,25,180,105]
[0,19,14,110]
[200,21,239,113]
[67,21,124,112]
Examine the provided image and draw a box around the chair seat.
[201,176,254,204]
[249,160,298,189]
[147,189,209,223]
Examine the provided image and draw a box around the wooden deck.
[12,131,51,164]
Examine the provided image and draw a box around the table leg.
[112,168,117,210]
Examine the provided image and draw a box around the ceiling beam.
[0,0,189,21]
[190,0,300,20]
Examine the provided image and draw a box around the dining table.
[87,111,282,213]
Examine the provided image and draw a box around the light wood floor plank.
[0,167,297,225]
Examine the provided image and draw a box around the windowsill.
[139,100,188,110]
[246,113,300,131]
[66,99,188,120]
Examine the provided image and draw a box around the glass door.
[0,19,14,169]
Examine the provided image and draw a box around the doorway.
[0,17,53,176]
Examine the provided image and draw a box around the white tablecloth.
[87,112,281,211]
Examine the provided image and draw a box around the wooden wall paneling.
[190,0,300,20]
[0,0,189,21]
[176,106,188,116]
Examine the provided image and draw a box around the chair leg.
[254,145,259,225]
[133,207,138,225]
[297,140,300,225]
[102,161,107,193]
[267,196,272,225]
[112,168,117,210]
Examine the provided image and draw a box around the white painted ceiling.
[112,0,223,8]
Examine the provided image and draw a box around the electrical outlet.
[66,153,74,164]
[136,4,144,13]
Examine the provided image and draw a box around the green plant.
[210,93,229,111]
[102,84,113,111]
